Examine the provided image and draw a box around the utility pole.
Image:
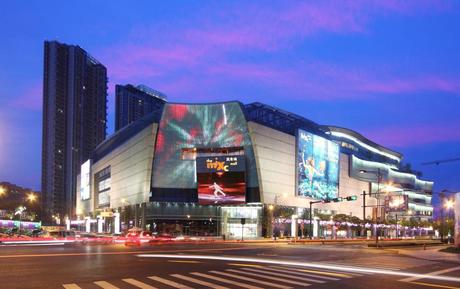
[309,200,323,239]
[362,190,366,222]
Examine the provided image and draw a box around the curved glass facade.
[151,102,259,202]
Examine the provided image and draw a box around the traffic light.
[346,195,358,201]
[322,196,357,203]
[323,197,343,203]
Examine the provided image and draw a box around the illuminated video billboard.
[297,130,339,199]
[152,103,259,191]
[197,156,246,205]
[385,194,409,212]
[80,159,91,200]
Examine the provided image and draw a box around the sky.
[0,1,459,209]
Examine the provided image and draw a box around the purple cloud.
[362,121,460,148]
[95,0,454,102]
[10,81,43,111]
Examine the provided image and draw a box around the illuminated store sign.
[196,156,245,173]
[197,156,246,205]
[297,130,339,199]
[80,159,91,200]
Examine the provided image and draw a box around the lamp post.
[14,192,38,234]
[309,200,323,239]
[444,198,455,243]
[268,193,287,239]
[440,189,457,242]
[359,169,384,247]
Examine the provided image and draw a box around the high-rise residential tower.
[41,41,107,222]
[115,84,166,131]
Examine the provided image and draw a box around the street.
[1,242,459,289]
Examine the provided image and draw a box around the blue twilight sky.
[0,1,459,208]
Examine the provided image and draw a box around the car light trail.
[1,240,76,245]
[136,254,460,283]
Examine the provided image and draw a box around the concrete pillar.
[291,215,298,239]
[65,217,70,231]
[114,212,120,234]
[313,217,319,238]
[97,215,103,233]
[85,217,91,233]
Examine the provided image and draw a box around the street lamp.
[26,192,37,203]
[444,198,455,243]
[269,193,287,239]
[445,199,454,210]
[439,189,457,242]
[0,185,6,197]
[359,169,385,247]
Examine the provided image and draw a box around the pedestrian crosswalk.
[318,255,437,270]
[62,264,362,289]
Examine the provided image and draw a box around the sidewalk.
[389,246,460,263]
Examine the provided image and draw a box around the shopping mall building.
[75,101,433,238]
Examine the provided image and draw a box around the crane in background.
[422,157,460,166]
[422,156,459,242]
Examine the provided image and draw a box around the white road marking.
[148,276,194,289]
[122,278,157,288]
[62,284,82,289]
[171,274,229,289]
[274,265,361,277]
[210,271,292,289]
[137,254,460,283]
[191,272,264,289]
[241,267,324,283]
[227,269,308,286]
[94,281,120,289]
[264,266,340,280]
[400,266,460,283]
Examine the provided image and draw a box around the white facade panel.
[76,123,157,215]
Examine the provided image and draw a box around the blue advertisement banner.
[297,130,339,199]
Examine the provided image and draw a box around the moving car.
[78,233,113,245]
[124,229,153,246]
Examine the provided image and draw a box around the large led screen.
[197,156,246,205]
[297,130,339,199]
[152,102,259,191]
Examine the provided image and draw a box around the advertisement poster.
[80,159,91,200]
[197,156,246,205]
[385,194,409,212]
[297,130,339,199]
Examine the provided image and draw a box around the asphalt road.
[1,242,459,289]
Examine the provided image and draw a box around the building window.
[95,166,111,207]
